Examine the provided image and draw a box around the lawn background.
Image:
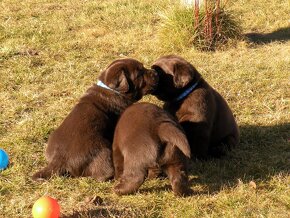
[0,0,289,217]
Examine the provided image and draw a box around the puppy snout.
[143,69,159,94]
[149,69,159,85]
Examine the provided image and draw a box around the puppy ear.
[100,60,131,93]
[173,63,193,88]
[152,57,194,89]
[106,69,129,93]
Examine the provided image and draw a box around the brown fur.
[113,102,191,196]
[32,58,158,181]
[152,55,239,159]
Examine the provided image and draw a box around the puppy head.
[151,55,201,101]
[99,58,159,101]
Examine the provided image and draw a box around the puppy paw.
[171,178,192,197]
[31,167,54,181]
[147,167,162,180]
[114,182,127,195]
[32,171,47,181]
[114,179,139,196]
[174,187,193,197]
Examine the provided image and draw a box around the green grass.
[0,0,289,217]
[158,4,242,50]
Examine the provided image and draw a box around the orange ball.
[32,196,60,218]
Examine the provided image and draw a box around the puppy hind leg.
[209,135,238,158]
[84,148,114,182]
[223,134,239,150]
[181,121,211,159]
[32,161,63,181]
[113,146,124,180]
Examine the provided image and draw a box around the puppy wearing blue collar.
[32,58,158,181]
[151,55,239,159]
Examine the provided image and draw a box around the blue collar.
[173,80,200,102]
[97,80,119,93]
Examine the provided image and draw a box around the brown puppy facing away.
[32,58,158,181]
[151,55,239,159]
[113,102,191,196]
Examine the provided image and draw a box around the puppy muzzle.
[150,69,159,85]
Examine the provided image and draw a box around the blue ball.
[0,149,9,170]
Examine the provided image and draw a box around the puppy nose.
[150,69,158,78]
[150,70,159,83]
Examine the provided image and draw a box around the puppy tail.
[158,122,191,158]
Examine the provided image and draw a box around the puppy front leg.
[114,166,146,195]
[147,166,162,179]
[209,134,238,157]
[164,162,191,196]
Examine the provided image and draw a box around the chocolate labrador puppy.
[151,55,239,159]
[113,102,191,196]
[32,58,158,181]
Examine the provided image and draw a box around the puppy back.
[158,122,191,158]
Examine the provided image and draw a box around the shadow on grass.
[189,123,290,194]
[62,201,159,218]
[62,207,124,218]
[62,123,289,217]
[245,27,290,44]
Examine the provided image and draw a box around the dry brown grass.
[157,1,242,50]
[0,0,289,217]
